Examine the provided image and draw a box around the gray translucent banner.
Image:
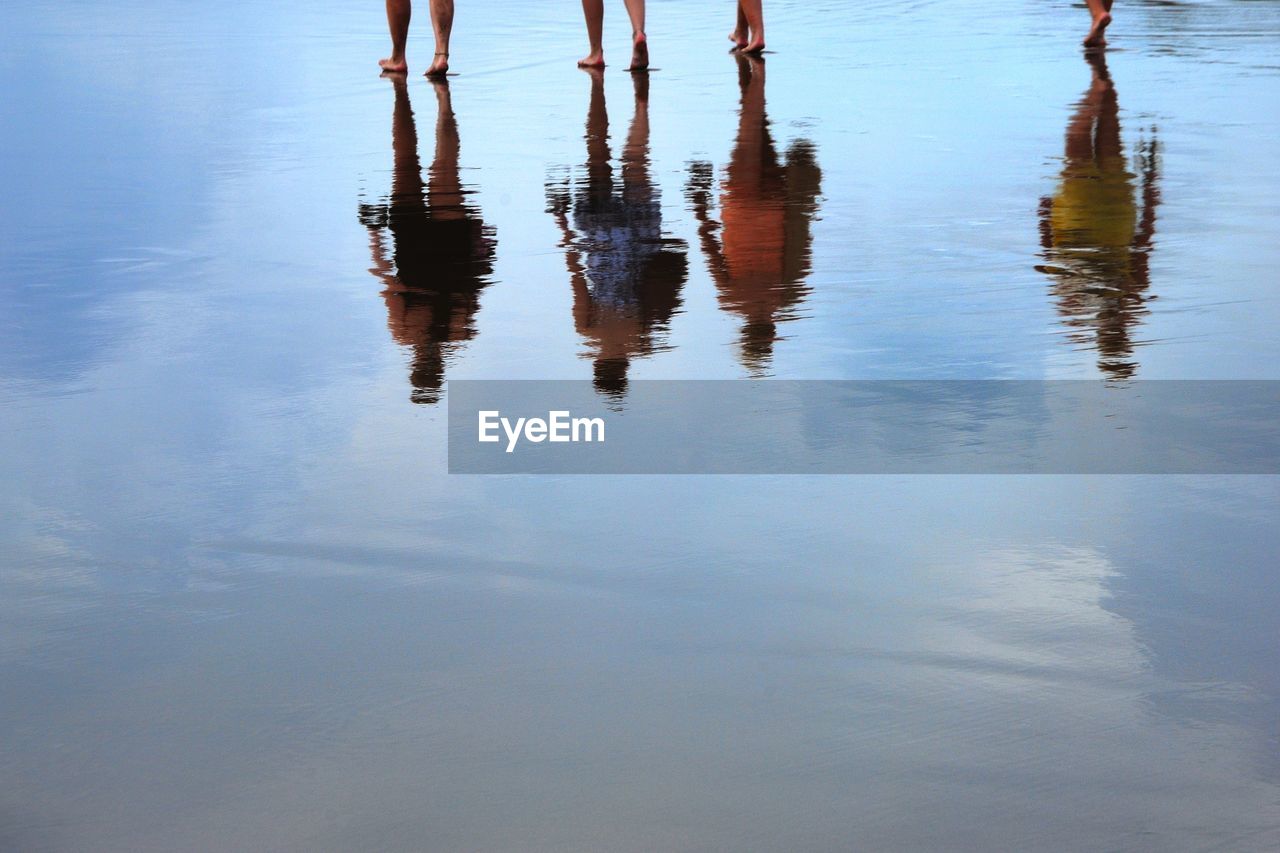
[446,381,1280,474]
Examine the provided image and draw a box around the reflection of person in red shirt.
[687,54,822,375]
[547,70,687,399]
[359,76,496,404]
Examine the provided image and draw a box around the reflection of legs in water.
[620,73,651,201]
[583,67,612,189]
[1066,53,1119,164]
[1090,62,1121,163]
[731,54,770,198]
[427,80,464,219]
[380,0,411,72]
[390,75,426,211]
[1083,0,1113,49]
[426,0,453,77]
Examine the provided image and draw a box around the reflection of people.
[687,54,822,375]
[379,0,455,77]
[547,70,687,398]
[359,75,496,404]
[577,0,649,70]
[1038,52,1159,380]
[728,1,766,54]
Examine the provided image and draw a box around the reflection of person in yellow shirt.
[1038,51,1159,379]
[687,54,822,375]
[547,70,687,399]
[359,76,496,404]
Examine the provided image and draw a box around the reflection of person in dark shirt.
[1038,51,1159,380]
[687,54,822,376]
[359,75,496,404]
[547,70,687,399]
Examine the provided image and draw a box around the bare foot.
[578,51,605,68]
[1083,12,1111,48]
[629,32,649,71]
[729,31,748,50]
[743,37,765,55]
[425,52,449,77]
[379,56,407,73]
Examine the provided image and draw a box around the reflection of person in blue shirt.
[572,183,663,311]
[547,70,687,398]
[359,76,496,404]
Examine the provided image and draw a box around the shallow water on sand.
[3,1,1280,850]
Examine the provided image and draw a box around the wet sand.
[2,1,1280,850]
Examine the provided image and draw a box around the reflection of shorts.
[388,206,494,291]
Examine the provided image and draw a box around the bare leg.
[380,0,411,72]
[624,0,648,70]
[1083,0,1112,48]
[426,0,454,76]
[729,3,749,49]
[579,0,606,67]
[740,0,764,53]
